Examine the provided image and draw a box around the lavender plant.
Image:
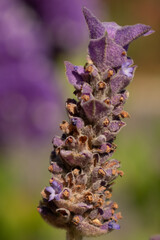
[38,7,154,240]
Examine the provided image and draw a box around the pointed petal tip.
[143,29,155,36]
[82,6,105,39]
[82,6,92,17]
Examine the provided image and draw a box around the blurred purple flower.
[23,0,104,53]
[150,236,160,240]
[45,180,63,201]
[0,0,62,146]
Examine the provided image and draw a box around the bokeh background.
[0,0,159,240]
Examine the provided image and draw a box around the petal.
[52,136,63,147]
[45,186,56,201]
[89,209,99,220]
[73,65,85,75]
[99,143,112,153]
[110,73,132,94]
[48,193,56,201]
[108,121,126,133]
[115,24,153,48]
[51,180,63,194]
[49,162,63,174]
[71,117,84,129]
[60,150,92,167]
[82,83,93,94]
[45,186,55,194]
[83,7,105,39]
[122,65,136,78]
[88,36,106,71]
[92,135,106,146]
[120,60,137,78]
[82,99,111,122]
[65,61,83,89]
[100,223,109,230]
[108,221,120,230]
[89,35,127,71]
[103,22,121,39]
[111,91,129,106]
[112,106,123,116]
[105,37,127,68]
[102,208,112,220]
[101,130,115,142]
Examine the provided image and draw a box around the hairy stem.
[66,230,83,240]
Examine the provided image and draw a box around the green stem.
[66,230,83,240]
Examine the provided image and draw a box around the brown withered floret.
[66,103,77,115]
[105,190,112,199]
[72,216,81,225]
[72,168,80,177]
[112,202,119,210]
[81,94,90,102]
[104,98,111,105]
[117,170,124,177]
[65,136,74,144]
[98,81,106,89]
[107,69,114,78]
[84,193,93,203]
[98,168,106,177]
[79,136,88,144]
[103,118,110,127]
[120,110,130,118]
[62,189,70,199]
[48,165,53,173]
[112,169,117,176]
[85,64,94,73]
[60,121,71,134]
[119,96,124,103]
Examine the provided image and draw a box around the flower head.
[38,7,154,238]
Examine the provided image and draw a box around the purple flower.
[121,60,137,78]
[83,7,154,49]
[39,7,154,239]
[0,0,62,146]
[45,180,63,201]
[23,0,103,52]
[150,235,160,240]
[45,186,56,201]
[108,221,120,230]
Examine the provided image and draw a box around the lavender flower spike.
[38,7,154,240]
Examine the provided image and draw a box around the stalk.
[66,230,83,240]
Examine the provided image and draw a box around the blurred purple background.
[0,0,105,148]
